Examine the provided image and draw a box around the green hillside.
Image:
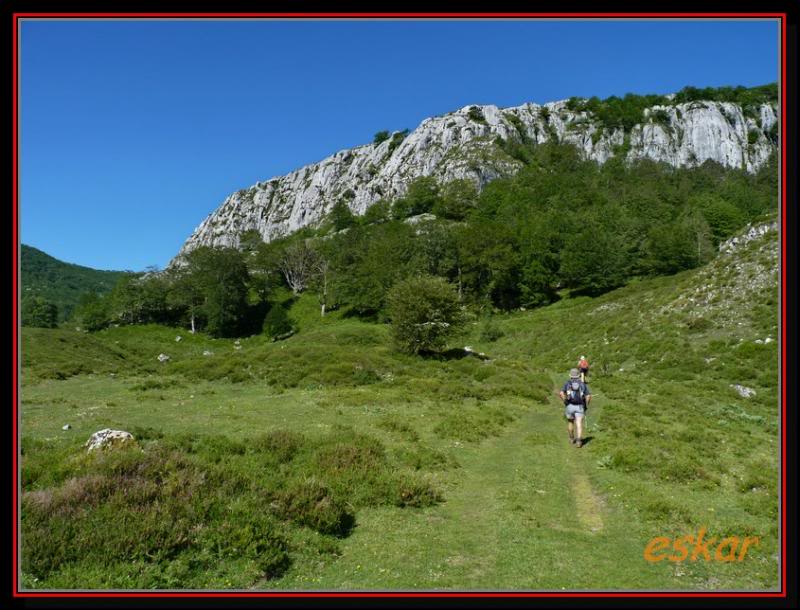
[20,245,132,322]
[19,220,779,590]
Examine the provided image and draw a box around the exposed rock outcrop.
[171,96,777,266]
[719,220,779,254]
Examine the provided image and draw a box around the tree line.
[46,140,776,350]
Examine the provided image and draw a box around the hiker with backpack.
[559,368,592,448]
[577,355,590,382]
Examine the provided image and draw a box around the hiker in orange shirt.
[577,355,590,382]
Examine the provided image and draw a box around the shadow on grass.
[341,307,382,323]
[419,348,490,361]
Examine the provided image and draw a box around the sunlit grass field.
[19,227,779,591]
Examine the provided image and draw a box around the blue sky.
[20,18,779,271]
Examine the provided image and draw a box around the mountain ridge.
[171,86,779,266]
[20,244,131,322]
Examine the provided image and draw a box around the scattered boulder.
[765,337,774,344]
[731,384,757,399]
[234,345,243,351]
[157,353,170,363]
[62,424,71,431]
[85,429,135,452]
[719,221,778,254]
[404,213,437,226]
[175,335,182,342]
[203,350,214,356]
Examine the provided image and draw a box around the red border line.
[12,12,788,599]
[780,11,787,597]
[12,12,19,599]
[11,12,788,18]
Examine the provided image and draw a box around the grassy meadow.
[19,226,780,591]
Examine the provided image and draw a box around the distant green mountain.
[20,245,131,322]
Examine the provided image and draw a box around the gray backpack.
[566,380,585,405]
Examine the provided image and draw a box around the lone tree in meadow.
[387,275,466,355]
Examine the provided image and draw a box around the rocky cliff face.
[171,97,778,265]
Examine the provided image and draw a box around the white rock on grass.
[157,353,170,362]
[62,424,71,431]
[731,384,757,399]
[719,221,779,254]
[85,429,135,452]
[175,336,182,342]
[203,350,214,356]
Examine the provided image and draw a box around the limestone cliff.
[171,96,778,265]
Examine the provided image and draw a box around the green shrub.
[271,478,354,536]
[199,516,289,575]
[362,199,391,224]
[387,129,410,155]
[432,179,479,221]
[328,199,356,231]
[263,303,294,339]
[467,106,486,123]
[650,108,671,126]
[392,475,443,507]
[21,296,59,328]
[479,316,505,342]
[248,430,304,463]
[387,275,466,355]
[768,121,779,144]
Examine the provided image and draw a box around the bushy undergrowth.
[21,426,441,589]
